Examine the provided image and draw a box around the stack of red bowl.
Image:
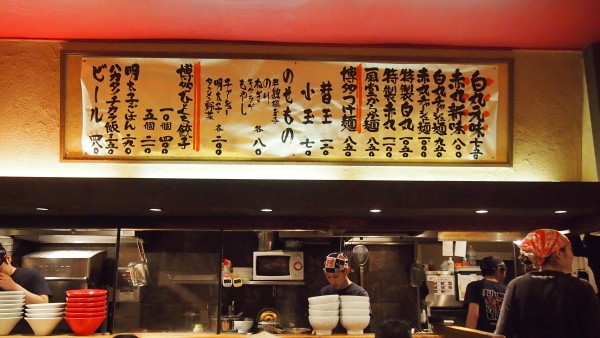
[64,289,107,336]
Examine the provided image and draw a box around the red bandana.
[519,229,570,267]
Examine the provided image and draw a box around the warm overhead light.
[370,209,382,213]
[554,210,567,214]
[149,208,162,212]
[36,207,49,211]
[261,208,273,212]
[475,209,488,214]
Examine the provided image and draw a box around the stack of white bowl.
[24,302,65,336]
[339,295,370,334]
[0,291,25,335]
[307,295,339,336]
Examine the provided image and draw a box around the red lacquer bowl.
[66,296,107,303]
[65,301,106,308]
[65,289,107,297]
[64,306,106,313]
[65,316,105,336]
[64,311,106,318]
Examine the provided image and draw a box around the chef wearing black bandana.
[319,252,368,297]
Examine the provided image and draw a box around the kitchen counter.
[0,333,443,338]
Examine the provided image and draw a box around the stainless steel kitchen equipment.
[352,245,369,287]
[22,250,107,334]
[257,231,276,251]
[22,250,107,302]
[113,236,149,332]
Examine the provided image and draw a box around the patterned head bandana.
[324,252,349,273]
[0,244,6,265]
[519,229,570,267]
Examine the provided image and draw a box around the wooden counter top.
[0,333,443,338]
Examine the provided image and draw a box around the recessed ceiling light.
[36,207,49,211]
[149,208,162,212]
[370,209,382,213]
[475,209,488,214]
[261,208,273,212]
[554,210,567,214]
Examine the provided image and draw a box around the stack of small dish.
[339,295,370,334]
[24,302,65,336]
[64,289,107,336]
[0,291,25,335]
[307,294,339,336]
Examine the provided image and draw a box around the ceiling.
[1,177,599,234]
[1,1,600,50]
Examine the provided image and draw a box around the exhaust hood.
[0,229,134,243]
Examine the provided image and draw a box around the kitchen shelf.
[242,280,305,286]
[159,273,304,286]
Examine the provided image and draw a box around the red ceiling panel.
[0,1,599,50]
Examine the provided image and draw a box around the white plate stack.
[0,290,25,335]
[339,295,370,334]
[307,295,339,336]
[24,302,65,336]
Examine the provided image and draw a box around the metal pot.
[283,239,303,250]
[210,315,241,332]
[285,327,312,334]
[257,231,275,251]
[257,321,282,334]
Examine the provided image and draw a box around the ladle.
[352,245,369,287]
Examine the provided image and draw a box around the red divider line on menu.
[194,61,202,152]
[356,63,363,134]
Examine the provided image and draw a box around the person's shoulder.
[15,267,45,277]
[347,283,368,296]
[319,285,335,295]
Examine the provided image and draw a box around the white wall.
[0,41,594,182]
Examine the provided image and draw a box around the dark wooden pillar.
[583,42,600,180]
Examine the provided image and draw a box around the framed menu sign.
[63,46,511,164]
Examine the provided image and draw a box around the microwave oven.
[252,250,304,281]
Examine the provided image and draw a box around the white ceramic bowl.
[339,301,370,309]
[308,295,339,305]
[0,308,22,313]
[26,312,63,318]
[233,320,253,333]
[0,300,24,306]
[0,291,25,296]
[25,317,63,336]
[340,295,370,302]
[26,303,65,309]
[0,312,22,318]
[308,315,339,336]
[26,308,64,314]
[0,294,25,301]
[0,317,22,335]
[340,308,370,316]
[308,302,339,311]
[308,309,339,317]
[340,315,370,334]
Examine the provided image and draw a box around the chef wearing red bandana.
[495,229,600,338]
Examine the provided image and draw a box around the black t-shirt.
[319,282,369,296]
[10,267,53,297]
[496,270,600,338]
[463,278,506,332]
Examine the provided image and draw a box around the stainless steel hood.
[22,249,107,279]
[0,229,134,243]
